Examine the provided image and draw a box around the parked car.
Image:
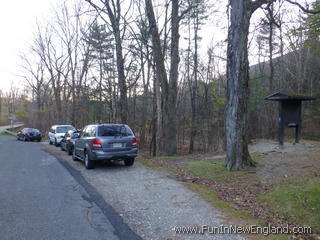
[73,124,138,169]
[48,125,76,146]
[17,128,42,142]
[60,130,81,155]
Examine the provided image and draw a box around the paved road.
[0,135,139,240]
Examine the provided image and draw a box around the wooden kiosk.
[265,92,316,145]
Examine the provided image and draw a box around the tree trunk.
[139,44,149,146]
[164,0,180,155]
[189,5,199,154]
[268,3,274,92]
[114,27,128,123]
[152,66,158,156]
[90,0,128,124]
[145,0,171,155]
[225,0,256,170]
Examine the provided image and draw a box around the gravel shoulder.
[41,142,245,240]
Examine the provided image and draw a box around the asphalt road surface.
[0,135,140,240]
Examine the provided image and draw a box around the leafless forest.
[0,0,319,167]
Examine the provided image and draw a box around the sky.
[0,0,307,94]
[0,0,226,94]
[0,0,59,93]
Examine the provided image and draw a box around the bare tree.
[54,3,93,126]
[145,0,194,155]
[85,0,129,123]
[33,24,69,123]
[19,54,47,129]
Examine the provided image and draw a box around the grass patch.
[137,158,161,170]
[155,156,179,161]
[184,158,259,183]
[0,131,14,137]
[257,177,320,233]
[137,158,176,175]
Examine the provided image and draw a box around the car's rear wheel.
[124,158,135,166]
[84,152,94,169]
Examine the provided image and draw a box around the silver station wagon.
[73,124,138,169]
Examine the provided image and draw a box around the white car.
[48,125,76,146]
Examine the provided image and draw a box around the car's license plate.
[113,143,122,148]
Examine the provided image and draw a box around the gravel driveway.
[42,143,245,240]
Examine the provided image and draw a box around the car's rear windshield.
[56,126,74,133]
[98,125,133,137]
[26,128,39,133]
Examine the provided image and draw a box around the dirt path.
[251,140,320,183]
[42,143,245,240]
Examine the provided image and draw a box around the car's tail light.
[132,137,137,147]
[92,139,102,148]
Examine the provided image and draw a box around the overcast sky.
[0,0,60,92]
[0,0,306,93]
[0,0,227,94]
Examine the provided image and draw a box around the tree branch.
[264,2,281,28]
[178,3,196,22]
[285,0,320,14]
[85,0,110,24]
[250,0,276,13]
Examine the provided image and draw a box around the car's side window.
[82,126,89,138]
[119,126,126,136]
[89,126,96,137]
[125,125,134,136]
[81,127,86,137]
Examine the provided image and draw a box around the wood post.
[278,102,284,145]
[295,125,301,143]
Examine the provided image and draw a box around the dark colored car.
[17,128,42,142]
[60,130,81,155]
[73,124,138,169]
